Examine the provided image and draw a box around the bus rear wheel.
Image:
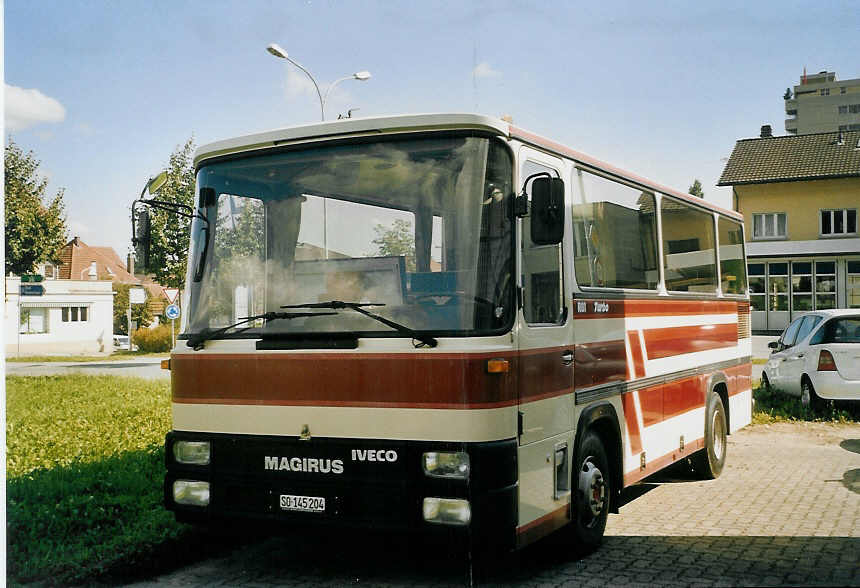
[692,392,727,480]
[568,430,610,552]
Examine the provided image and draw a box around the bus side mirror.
[132,205,152,274]
[530,177,565,245]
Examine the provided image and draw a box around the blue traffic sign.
[165,304,181,320]
[20,284,45,296]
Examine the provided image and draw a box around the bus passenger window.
[661,198,717,293]
[572,170,658,290]
[718,217,747,295]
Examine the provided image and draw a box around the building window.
[752,212,787,240]
[850,104,860,113]
[62,306,89,322]
[848,260,860,309]
[19,308,48,334]
[820,88,830,96]
[767,262,788,312]
[815,261,836,310]
[841,87,847,94]
[820,209,857,236]
[839,105,848,114]
[748,263,765,311]
[791,261,813,312]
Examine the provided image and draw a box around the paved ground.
[4,357,169,379]
[129,422,860,587]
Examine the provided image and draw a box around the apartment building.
[785,70,860,134]
[718,129,860,333]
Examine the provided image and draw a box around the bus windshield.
[185,134,514,340]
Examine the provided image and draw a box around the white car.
[763,309,860,408]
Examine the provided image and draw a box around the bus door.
[516,149,575,527]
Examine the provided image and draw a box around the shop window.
[791,261,813,312]
[815,261,836,309]
[847,260,860,309]
[768,262,788,312]
[748,263,765,311]
[20,308,48,334]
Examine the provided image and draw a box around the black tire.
[692,392,727,480]
[801,377,822,413]
[569,430,611,552]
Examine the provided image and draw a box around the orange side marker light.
[161,359,171,370]
[487,359,509,374]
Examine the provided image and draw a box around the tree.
[371,219,415,271]
[4,138,67,274]
[112,283,154,335]
[688,179,705,198]
[146,137,196,288]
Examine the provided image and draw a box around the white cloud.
[4,84,67,131]
[284,67,319,98]
[473,62,501,79]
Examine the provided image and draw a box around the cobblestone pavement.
[131,422,860,587]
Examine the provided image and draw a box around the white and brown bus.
[145,113,751,552]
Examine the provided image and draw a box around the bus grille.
[737,302,751,339]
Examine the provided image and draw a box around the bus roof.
[194,113,742,221]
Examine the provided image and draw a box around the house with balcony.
[718,129,860,333]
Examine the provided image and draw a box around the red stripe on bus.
[642,323,737,360]
[171,347,573,409]
[621,392,642,456]
[629,374,706,429]
[172,351,519,408]
[623,437,705,486]
[723,362,752,396]
[574,340,627,389]
[627,330,646,379]
[574,298,739,319]
[637,386,662,427]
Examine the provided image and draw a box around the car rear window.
[809,317,860,344]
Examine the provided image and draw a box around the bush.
[132,324,173,352]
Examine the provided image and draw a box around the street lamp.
[266,43,371,121]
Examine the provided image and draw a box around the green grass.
[6,350,168,362]
[6,375,199,584]
[751,358,768,365]
[752,380,859,424]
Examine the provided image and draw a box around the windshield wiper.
[186,311,336,350]
[280,300,438,348]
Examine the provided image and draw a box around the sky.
[5,0,860,259]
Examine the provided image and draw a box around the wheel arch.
[705,372,730,434]
[574,402,622,514]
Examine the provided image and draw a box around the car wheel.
[692,392,727,480]
[568,430,611,553]
[761,372,771,393]
[801,378,822,413]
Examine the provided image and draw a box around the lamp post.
[266,43,371,121]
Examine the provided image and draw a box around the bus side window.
[522,161,565,325]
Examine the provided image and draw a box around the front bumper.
[165,432,517,550]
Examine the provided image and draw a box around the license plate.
[279,494,325,513]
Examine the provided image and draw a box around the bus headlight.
[422,497,471,525]
[173,441,210,465]
[422,451,470,479]
[173,480,210,506]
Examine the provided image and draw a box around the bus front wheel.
[569,430,610,552]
